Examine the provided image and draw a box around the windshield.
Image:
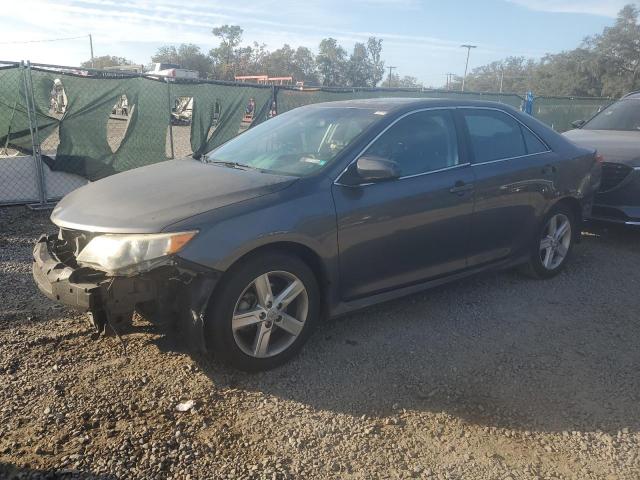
[583,99,640,131]
[206,106,383,176]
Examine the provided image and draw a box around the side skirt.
[330,255,528,318]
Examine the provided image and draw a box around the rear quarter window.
[521,126,548,154]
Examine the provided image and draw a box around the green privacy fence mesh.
[12,66,273,180]
[0,64,36,153]
[532,96,611,132]
[170,81,272,159]
[0,63,43,205]
[0,62,613,185]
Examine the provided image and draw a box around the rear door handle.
[449,181,474,195]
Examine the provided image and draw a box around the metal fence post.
[22,60,48,207]
[531,93,536,117]
[272,85,278,118]
[166,78,175,159]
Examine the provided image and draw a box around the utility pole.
[499,67,504,93]
[460,44,476,92]
[89,34,94,68]
[387,66,396,88]
[446,72,455,90]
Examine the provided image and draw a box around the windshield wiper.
[208,160,257,170]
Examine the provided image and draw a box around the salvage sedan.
[564,92,640,224]
[33,98,600,371]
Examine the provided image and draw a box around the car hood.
[563,129,640,166]
[51,159,297,233]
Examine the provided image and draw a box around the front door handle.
[449,181,474,195]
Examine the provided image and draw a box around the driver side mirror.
[356,155,401,182]
[571,119,586,129]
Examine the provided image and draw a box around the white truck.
[146,63,199,80]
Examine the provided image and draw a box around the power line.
[0,35,88,45]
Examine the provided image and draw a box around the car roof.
[621,92,640,100]
[304,97,515,113]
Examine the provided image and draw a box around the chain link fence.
[0,61,42,205]
[0,60,613,206]
[532,96,610,132]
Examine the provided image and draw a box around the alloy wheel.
[232,271,309,358]
[539,213,572,270]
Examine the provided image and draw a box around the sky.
[0,0,631,87]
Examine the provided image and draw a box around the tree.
[385,73,422,88]
[317,38,348,86]
[293,47,318,84]
[234,45,256,76]
[264,44,296,77]
[210,25,244,80]
[589,4,640,96]
[366,37,385,86]
[250,42,270,75]
[346,38,385,87]
[534,49,601,96]
[81,55,134,70]
[347,42,370,87]
[459,57,536,93]
[398,75,423,88]
[229,42,318,84]
[438,4,640,97]
[152,44,212,78]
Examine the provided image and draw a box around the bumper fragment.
[33,234,158,316]
[32,233,220,351]
[33,235,102,310]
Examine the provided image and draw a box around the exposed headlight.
[76,231,197,275]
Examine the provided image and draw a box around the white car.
[146,63,199,80]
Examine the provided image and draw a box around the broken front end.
[32,229,220,351]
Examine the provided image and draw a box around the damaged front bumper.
[32,233,220,351]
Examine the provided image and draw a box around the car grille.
[599,162,633,192]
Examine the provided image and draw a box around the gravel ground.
[1,206,640,480]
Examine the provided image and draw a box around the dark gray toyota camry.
[33,98,601,371]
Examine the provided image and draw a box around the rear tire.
[205,252,320,371]
[521,203,576,279]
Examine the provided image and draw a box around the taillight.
[170,69,176,77]
[595,152,604,163]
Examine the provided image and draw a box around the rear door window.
[463,109,527,163]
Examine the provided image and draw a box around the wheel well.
[554,197,583,241]
[221,242,330,314]
[555,197,583,224]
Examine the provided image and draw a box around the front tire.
[522,204,576,279]
[205,252,320,371]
